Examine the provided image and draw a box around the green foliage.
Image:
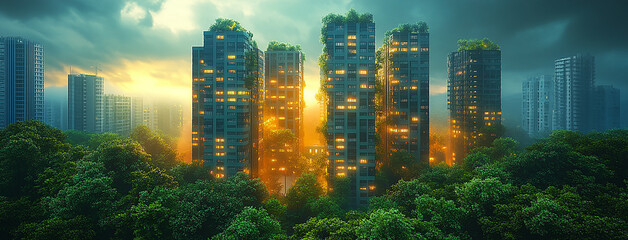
[357,209,422,240]
[130,125,179,170]
[457,38,500,51]
[213,207,284,240]
[209,18,249,33]
[385,22,429,39]
[291,217,357,240]
[2,121,628,239]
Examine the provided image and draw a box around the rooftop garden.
[209,18,252,36]
[385,22,429,39]
[457,38,500,51]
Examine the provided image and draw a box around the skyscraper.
[102,94,131,135]
[192,19,264,178]
[522,75,553,137]
[594,85,620,131]
[447,39,501,163]
[0,37,44,128]
[131,97,144,130]
[67,74,104,132]
[262,42,304,190]
[380,23,430,167]
[321,11,376,207]
[553,54,595,132]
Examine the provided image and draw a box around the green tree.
[357,209,421,240]
[130,125,179,170]
[213,207,284,240]
[291,217,357,240]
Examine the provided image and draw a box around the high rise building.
[447,39,502,163]
[522,75,553,137]
[67,74,104,132]
[262,42,304,187]
[594,85,620,131]
[321,11,376,207]
[192,19,264,178]
[0,37,44,128]
[102,94,131,135]
[131,97,144,130]
[380,23,430,166]
[143,103,158,130]
[156,102,184,137]
[553,54,595,132]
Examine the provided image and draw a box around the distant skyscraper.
[522,75,553,137]
[553,54,595,132]
[263,43,304,184]
[0,37,44,128]
[322,12,377,207]
[102,94,131,135]
[44,97,67,130]
[156,102,184,137]
[67,74,104,132]
[594,85,620,131]
[131,97,144,130]
[192,20,264,178]
[380,23,430,167]
[143,103,158,130]
[447,39,502,163]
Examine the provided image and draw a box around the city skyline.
[2,0,627,149]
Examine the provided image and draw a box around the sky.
[1,0,627,145]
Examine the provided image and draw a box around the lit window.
[347,106,356,109]
[360,84,367,88]
[200,60,204,63]
[348,35,356,39]
[216,77,223,81]
[410,47,418,51]
[204,69,213,73]
[336,105,345,109]
[335,138,345,142]
[228,70,236,73]
[359,159,367,164]
[347,42,356,46]
[215,91,223,95]
[227,55,236,59]
[335,69,345,74]
[227,98,236,102]
[199,111,205,115]
[227,91,235,95]
[359,70,367,75]
[412,117,419,122]
[216,35,224,39]
[347,98,357,102]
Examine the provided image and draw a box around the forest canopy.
[0,121,627,239]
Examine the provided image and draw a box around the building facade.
[380,25,430,167]
[192,27,264,178]
[447,45,501,163]
[0,37,44,128]
[102,94,131,135]
[67,74,104,132]
[553,54,595,132]
[522,75,553,137]
[262,48,304,185]
[594,85,620,131]
[323,18,377,207]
